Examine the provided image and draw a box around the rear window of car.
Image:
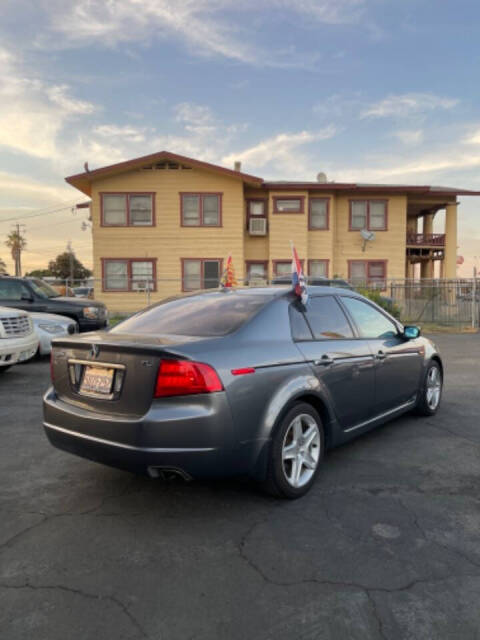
[111,293,272,337]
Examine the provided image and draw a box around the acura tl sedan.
[43,287,443,498]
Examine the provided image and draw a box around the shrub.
[357,288,402,320]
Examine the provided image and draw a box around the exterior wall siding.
[267,191,308,280]
[91,168,245,312]
[332,194,407,281]
[89,170,423,312]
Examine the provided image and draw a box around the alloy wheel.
[426,366,442,411]
[281,413,321,488]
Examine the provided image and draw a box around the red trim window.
[246,198,267,229]
[309,198,329,230]
[273,196,305,214]
[349,200,388,231]
[101,193,155,227]
[102,259,157,292]
[349,260,387,288]
[247,199,267,217]
[273,259,304,277]
[182,259,223,291]
[180,193,222,227]
[245,261,268,283]
[308,259,329,279]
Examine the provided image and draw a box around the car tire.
[414,361,443,416]
[263,402,324,499]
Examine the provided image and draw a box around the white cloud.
[0,46,96,160]
[361,93,458,119]
[68,101,249,173]
[93,124,147,143]
[173,102,218,135]
[33,0,364,68]
[392,129,424,145]
[463,128,480,145]
[223,127,336,177]
[174,102,214,126]
[0,170,75,204]
[332,152,480,183]
[273,0,365,25]
[46,85,95,115]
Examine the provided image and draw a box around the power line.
[27,216,91,232]
[0,198,89,225]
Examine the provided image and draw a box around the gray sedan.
[43,286,443,498]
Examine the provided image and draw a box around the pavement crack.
[397,497,480,571]
[237,517,480,596]
[0,478,143,552]
[0,581,149,638]
[0,516,49,552]
[365,590,388,640]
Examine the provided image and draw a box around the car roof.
[185,286,361,299]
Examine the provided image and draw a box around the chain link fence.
[45,276,479,328]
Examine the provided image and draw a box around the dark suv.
[0,277,108,332]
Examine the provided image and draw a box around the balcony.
[406,232,445,247]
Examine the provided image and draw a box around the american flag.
[290,242,308,305]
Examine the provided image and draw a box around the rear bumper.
[42,387,256,478]
[43,421,224,477]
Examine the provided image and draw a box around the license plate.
[80,366,114,395]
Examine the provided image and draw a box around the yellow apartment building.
[66,150,480,312]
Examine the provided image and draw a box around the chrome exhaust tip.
[147,466,192,482]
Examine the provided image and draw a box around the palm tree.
[5,229,27,276]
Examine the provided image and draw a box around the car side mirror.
[403,325,421,339]
[20,293,33,302]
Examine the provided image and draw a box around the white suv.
[0,307,39,372]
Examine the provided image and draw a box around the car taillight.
[154,359,223,397]
[50,351,55,383]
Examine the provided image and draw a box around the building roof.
[65,150,264,195]
[263,181,480,196]
[65,149,480,197]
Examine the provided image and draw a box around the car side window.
[0,280,26,300]
[303,296,354,340]
[289,303,313,340]
[341,296,398,339]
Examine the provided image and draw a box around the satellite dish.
[361,229,375,241]
[360,229,375,251]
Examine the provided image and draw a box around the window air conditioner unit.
[249,217,267,235]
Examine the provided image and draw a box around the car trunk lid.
[50,332,209,418]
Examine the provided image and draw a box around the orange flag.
[221,255,237,288]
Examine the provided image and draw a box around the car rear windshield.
[111,293,271,337]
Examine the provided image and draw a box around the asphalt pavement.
[1,333,479,639]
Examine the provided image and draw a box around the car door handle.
[313,355,334,366]
[375,350,387,360]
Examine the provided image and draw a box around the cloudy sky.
[1,0,480,275]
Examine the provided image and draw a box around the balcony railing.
[406,232,446,247]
